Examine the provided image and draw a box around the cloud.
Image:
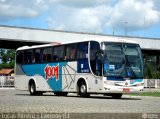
[0,0,159,34]
[107,0,160,31]
[46,5,111,33]
[47,0,160,33]
[47,0,112,33]
[49,0,110,8]
[0,0,48,21]
[153,0,160,11]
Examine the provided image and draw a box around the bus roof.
[16,37,138,51]
[63,37,138,44]
[16,42,61,51]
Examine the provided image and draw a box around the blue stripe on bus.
[22,62,67,91]
[107,77,126,81]
[107,77,143,83]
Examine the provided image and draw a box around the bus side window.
[66,45,70,60]
[52,47,57,61]
[43,47,53,62]
[35,49,42,63]
[77,42,88,59]
[23,51,27,63]
[24,50,33,64]
[16,51,23,64]
[53,46,64,61]
[66,44,77,60]
[71,48,76,59]
[28,50,34,63]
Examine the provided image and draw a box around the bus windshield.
[102,42,143,79]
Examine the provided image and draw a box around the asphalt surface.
[0,88,160,113]
[0,88,160,119]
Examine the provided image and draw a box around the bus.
[15,38,144,98]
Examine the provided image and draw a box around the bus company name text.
[44,64,59,81]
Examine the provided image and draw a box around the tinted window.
[90,41,100,61]
[16,51,23,64]
[24,50,34,64]
[77,42,88,59]
[35,48,42,63]
[53,46,64,61]
[90,41,101,76]
[43,47,53,62]
[66,44,77,60]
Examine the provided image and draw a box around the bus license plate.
[123,88,130,92]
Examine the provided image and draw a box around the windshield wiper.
[125,57,137,79]
[122,44,137,79]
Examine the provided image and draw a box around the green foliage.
[127,92,160,97]
[0,49,15,70]
[152,71,160,79]
[144,65,160,79]
[144,65,153,79]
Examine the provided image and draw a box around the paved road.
[0,89,160,114]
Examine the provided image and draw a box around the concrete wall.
[0,25,160,50]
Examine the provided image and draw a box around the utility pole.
[124,21,128,36]
[113,27,115,36]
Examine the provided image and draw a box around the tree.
[144,65,152,79]
[0,49,15,70]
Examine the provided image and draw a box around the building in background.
[0,25,160,79]
[0,68,14,76]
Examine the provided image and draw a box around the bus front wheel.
[79,82,90,97]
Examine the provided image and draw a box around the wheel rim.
[30,84,34,93]
[80,84,86,94]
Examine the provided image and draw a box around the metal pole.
[124,21,128,36]
[1,76,4,88]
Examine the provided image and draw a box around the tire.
[29,81,43,96]
[79,82,90,97]
[29,82,37,96]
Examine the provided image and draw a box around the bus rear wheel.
[79,82,90,97]
[29,82,36,96]
[29,81,43,96]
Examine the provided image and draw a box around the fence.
[144,79,160,88]
[0,76,160,88]
[0,76,14,87]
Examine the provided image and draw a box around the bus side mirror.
[96,50,104,55]
[96,50,104,63]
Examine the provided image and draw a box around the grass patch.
[126,92,160,97]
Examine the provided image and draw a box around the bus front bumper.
[103,85,144,94]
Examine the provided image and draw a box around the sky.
[0,0,160,38]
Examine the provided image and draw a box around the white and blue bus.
[15,38,144,98]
